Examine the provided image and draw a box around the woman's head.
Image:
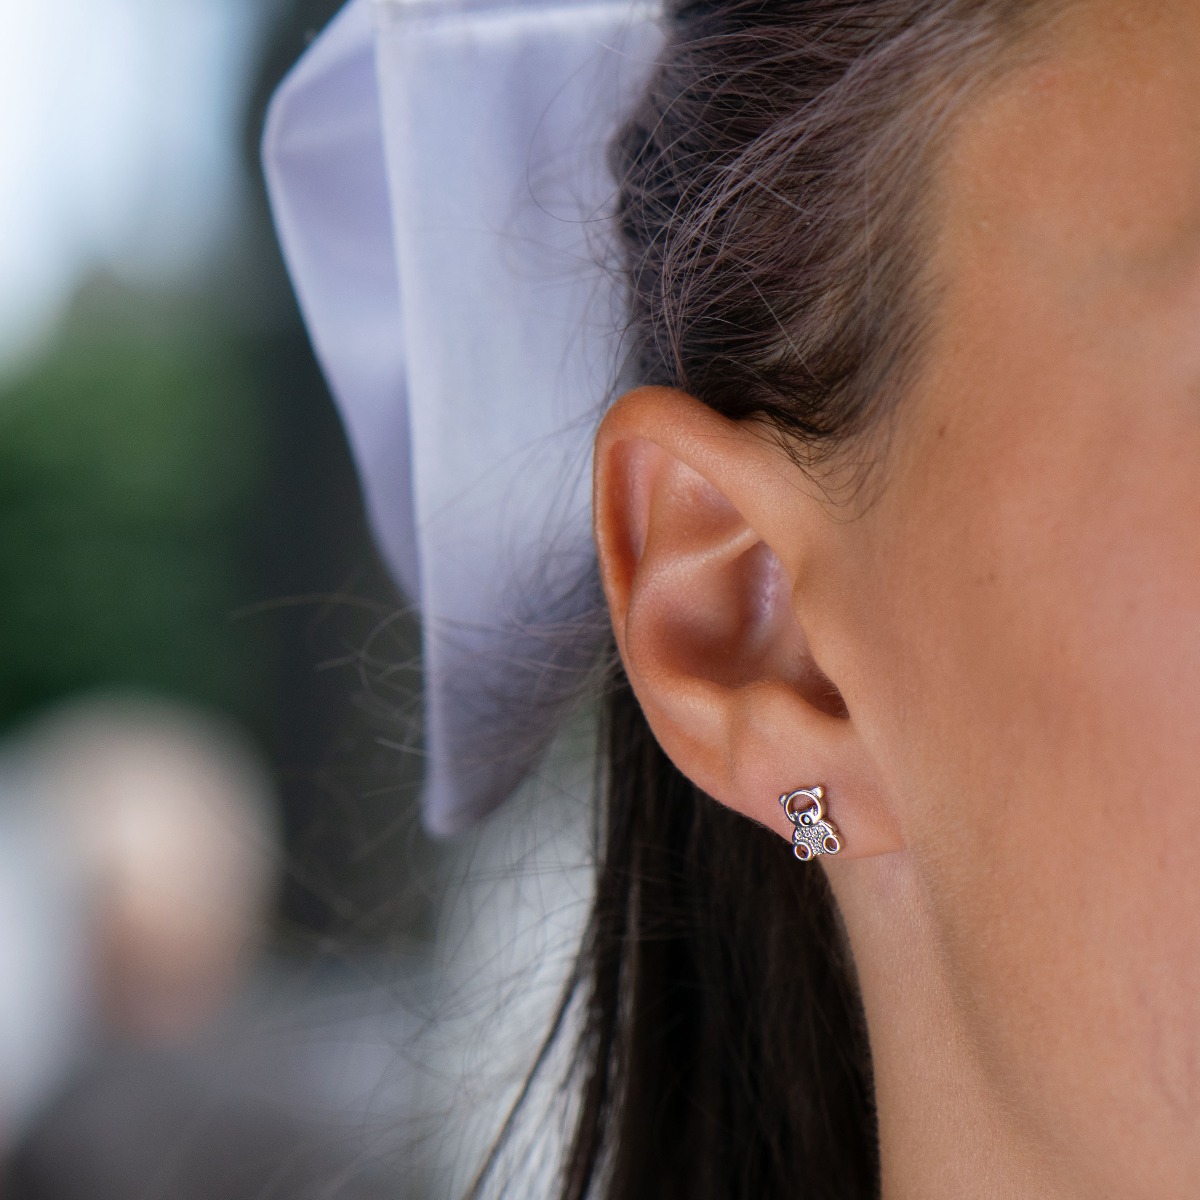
[592,0,1200,1195]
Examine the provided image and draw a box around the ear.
[593,386,902,858]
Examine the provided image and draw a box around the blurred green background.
[0,0,435,947]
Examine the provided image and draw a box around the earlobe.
[593,386,903,860]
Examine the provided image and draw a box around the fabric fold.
[264,0,662,834]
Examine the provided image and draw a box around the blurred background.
[0,0,591,1195]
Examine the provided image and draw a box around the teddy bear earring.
[780,786,843,861]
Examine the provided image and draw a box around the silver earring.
[780,786,842,861]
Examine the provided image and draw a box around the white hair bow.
[262,0,662,834]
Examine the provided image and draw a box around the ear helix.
[780,786,843,862]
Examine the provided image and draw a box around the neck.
[829,855,1076,1200]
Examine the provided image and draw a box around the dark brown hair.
[479,2,1067,1197]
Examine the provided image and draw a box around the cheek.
[852,347,1200,1172]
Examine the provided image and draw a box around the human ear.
[593,386,902,858]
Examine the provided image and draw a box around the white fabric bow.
[263,0,662,834]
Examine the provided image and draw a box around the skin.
[593,2,1200,1196]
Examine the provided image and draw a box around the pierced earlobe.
[780,786,843,861]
